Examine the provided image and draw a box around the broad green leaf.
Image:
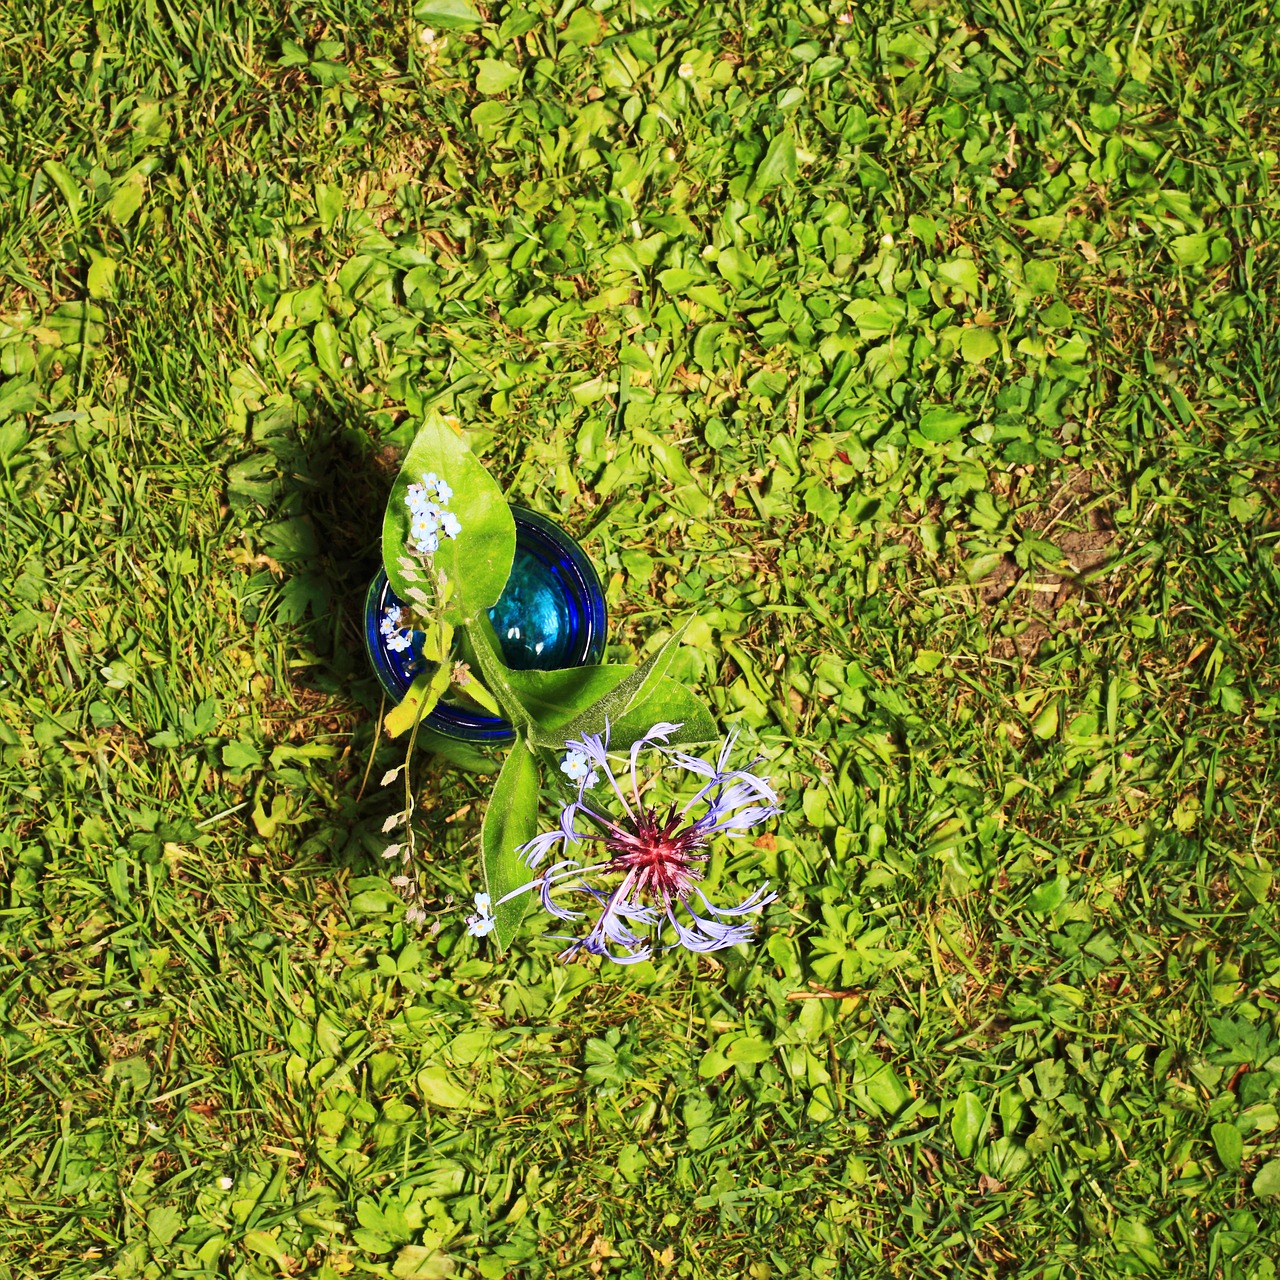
[313,319,341,379]
[725,1036,774,1064]
[86,252,117,300]
[392,1246,457,1279]
[1252,1159,1280,1197]
[314,181,343,233]
[748,132,797,197]
[385,659,451,739]
[960,328,998,363]
[108,174,145,227]
[1170,233,1210,267]
[1031,701,1059,739]
[1212,1121,1243,1171]
[562,7,606,45]
[482,743,540,949]
[601,678,719,752]
[416,1065,484,1109]
[464,615,533,731]
[918,408,970,442]
[532,620,692,745]
[505,665,634,730]
[951,1092,987,1158]
[857,1051,911,1116]
[221,740,262,771]
[41,160,82,222]
[1012,215,1065,242]
[1028,875,1069,915]
[382,414,515,626]
[412,0,482,28]
[145,1205,185,1246]
[1023,259,1058,294]
[476,59,521,95]
[936,259,980,297]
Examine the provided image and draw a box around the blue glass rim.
[364,505,607,744]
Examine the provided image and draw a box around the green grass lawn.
[3,0,1280,1275]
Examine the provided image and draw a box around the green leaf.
[936,259,980,296]
[109,174,145,227]
[1170,233,1211,267]
[562,7,606,45]
[41,160,82,223]
[1031,701,1059,739]
[504,665,634,730]
[393,1246,457,1279]
[476,59,521,95]
[482,743,540,950]
[86,252,117,300]
[960,328,998,363]
[527,620,692,746]
[604,678,719,752]
[146,1205,185,1246]
[412,0,482,28]
[918,408,970,442]
[221,740,262,771]
[1011,215,1065,242]
[385,661,451,740]
[1212,1121,1243,1172]
[725,1036,774,1065]
[464,616,534,732]
[748,132,797,197]
[1028,875,1069,915]
[1252,1159,1280,1197]
[383,414,515,626]
[950,1092,987,1158]
[1023,259,1058,294]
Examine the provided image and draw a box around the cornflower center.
[584,801,708,902]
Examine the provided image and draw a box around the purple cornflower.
[502,723,779,964]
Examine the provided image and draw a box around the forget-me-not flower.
[404,472,460,557]
[380,605,414,654]
[500,723,779,964]
[466,891,496,937]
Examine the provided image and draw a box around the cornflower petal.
[628,720,683,783]
[517,828,565,869]
[691,883,777,917]
[696,803,782,836]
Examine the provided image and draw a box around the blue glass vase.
[364,506,606,743]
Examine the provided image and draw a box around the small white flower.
[410,513,440,542]
[414,531,440,555]
[678,61,694,79]
[465,890,496,937]
[381,812,403,834]
[381,767,403,786]
[439,511,461,540]
[391,875,412,887]
[560,749,598,788]
[382,843,401,860]
[386,632,413,654]
[431,478,453,504]
[419,27,435,43]
[218,1176,234,1190]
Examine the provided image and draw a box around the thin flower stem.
[356,691,386,803]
